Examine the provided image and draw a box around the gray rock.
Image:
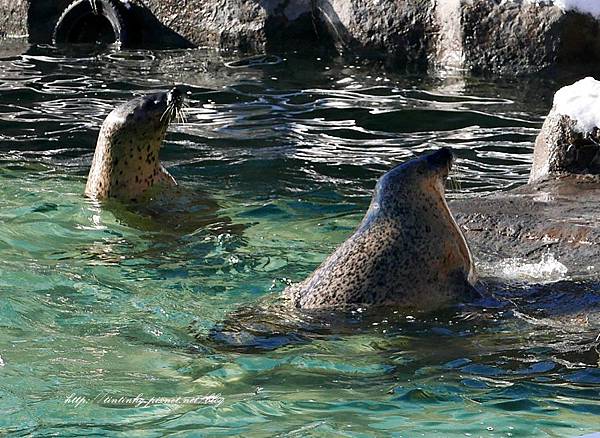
[6,0,600,74]
[451,175,600,279]
[452,77,600,278]
[451,77,600,278]
[530,111,600,183]
[0,0,29,39]
[460,1,600,75]
[316,0,436,68]
[138,0,317,52]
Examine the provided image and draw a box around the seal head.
[287,148,477,311]
[85,88,184,201]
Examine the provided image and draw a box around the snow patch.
[525,0,600,18]
[553,76,600,133]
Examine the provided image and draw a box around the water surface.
[0,43,598,437]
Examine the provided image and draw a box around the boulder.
[0,0,28,39]
[452,77,600,277]
[530,77,600,182]
[316,0,436,68]
[138,0,318,52]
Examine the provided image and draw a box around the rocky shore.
[2,0,600,74]
[452,77,600,277]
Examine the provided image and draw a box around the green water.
[0,44,598,437]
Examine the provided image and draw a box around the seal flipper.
[449,268,483,304]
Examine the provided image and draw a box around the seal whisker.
[166,102,179,124]
[178,100,190,124]
[449,175,461,193]
[178,106,188,124]
[160,105,172,122]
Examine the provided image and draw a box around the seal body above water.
[286,148,478,311]
[85,88,184,201]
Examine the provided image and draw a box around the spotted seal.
[285,148,478,310]
[85,88,184,201]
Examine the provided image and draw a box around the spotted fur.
[85,88,183,201]
[286,148,477,310]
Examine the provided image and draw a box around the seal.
[285,148,478,311]
[85,88,184,201]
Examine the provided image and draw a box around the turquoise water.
[0,44,599,437]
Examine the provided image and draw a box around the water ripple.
[0,44,597,437]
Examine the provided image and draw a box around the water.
[0,42,598,437]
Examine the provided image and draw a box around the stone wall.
[0,0,28,38]
[134,0,319,52]
[3,0,600,75]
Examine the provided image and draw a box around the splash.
[483,253,568,282]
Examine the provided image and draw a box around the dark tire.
[53,0,128,46]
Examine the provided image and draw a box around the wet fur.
[286,149,477,310]
[85,90,182,201]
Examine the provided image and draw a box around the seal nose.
[426,147,454,170]
[167,87,184,108]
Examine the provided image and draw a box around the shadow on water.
[196,279,600,369]
[97,186,246,237]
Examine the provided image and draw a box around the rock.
[0,0,28,39]
[7,0,600,74]
[451,175,600,278]
[316,0,436,68]
[460,0,600,75]
[452,77,600,278]
[530,78,600,182]
[315,0,600,74]
[530,112,600,182]
[138,0,318,52]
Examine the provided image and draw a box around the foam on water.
[484,252,568,282]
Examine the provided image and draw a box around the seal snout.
[167,87,184,110]
[426,147,454,171]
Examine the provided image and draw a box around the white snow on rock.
[525,0,600,18]
[553,76,600,133]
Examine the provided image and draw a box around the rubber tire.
[53,0,128,46]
